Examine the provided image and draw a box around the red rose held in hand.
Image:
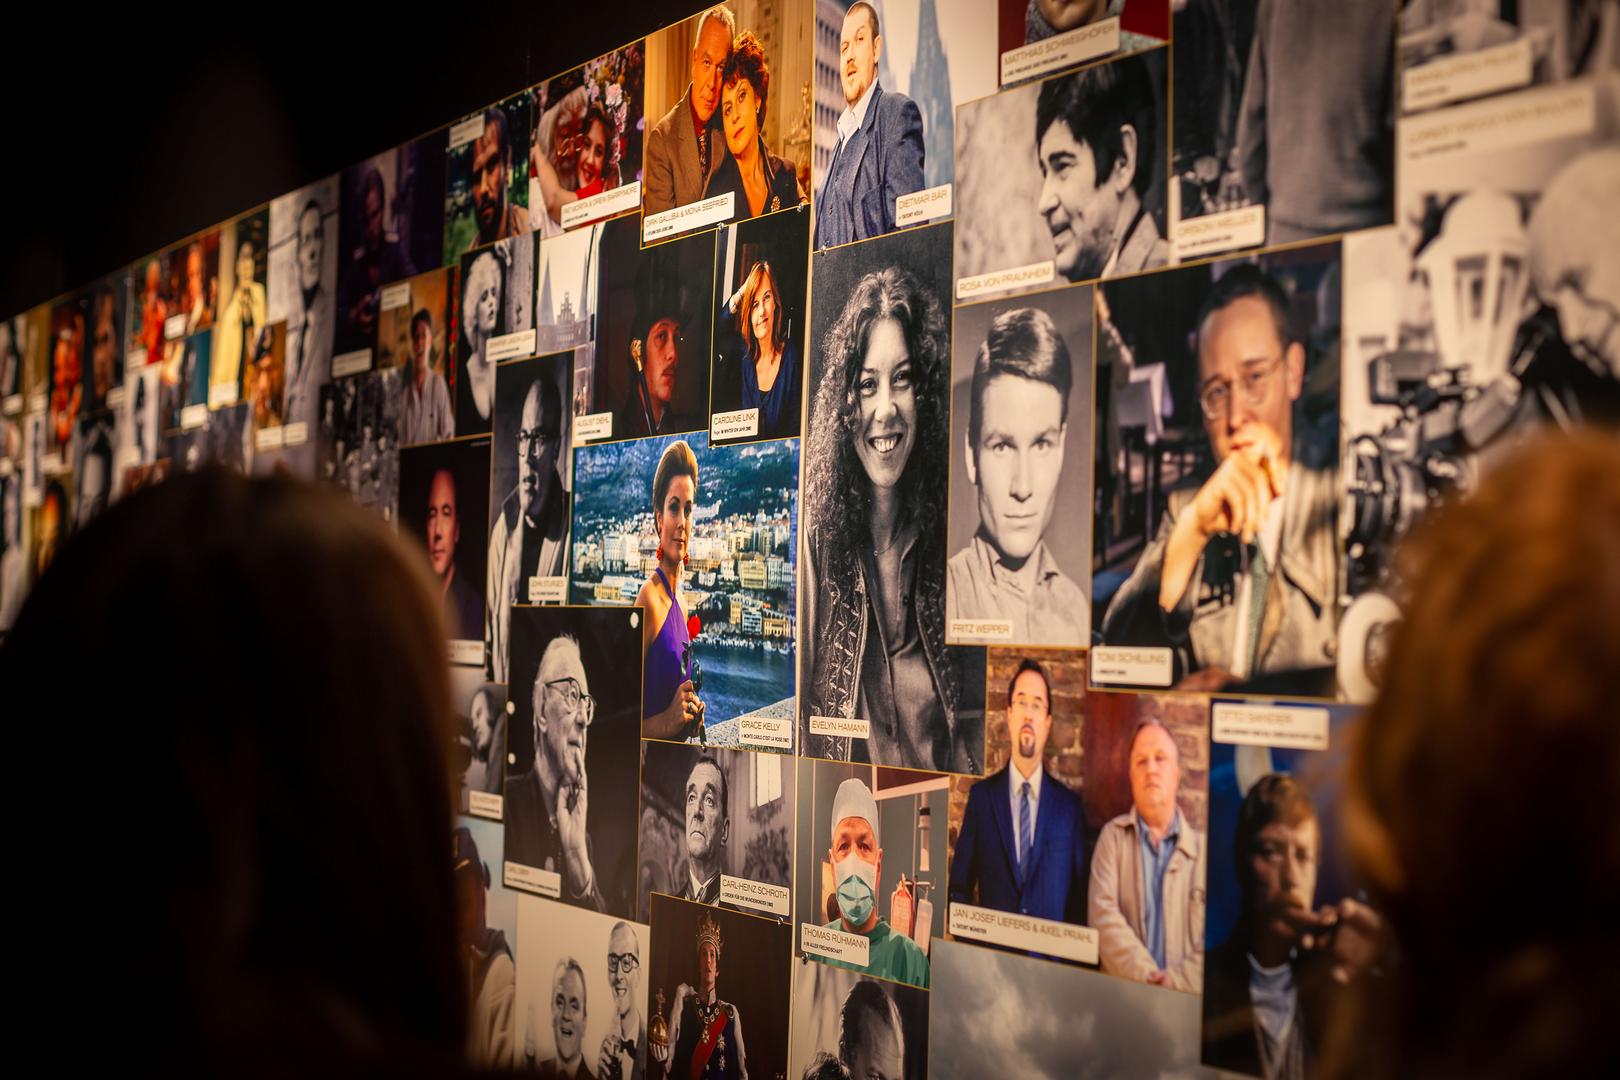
[687,615,702,639]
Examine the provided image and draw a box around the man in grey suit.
[644,5,736,217]
[813,2,925,250]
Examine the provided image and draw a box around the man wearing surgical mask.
[816,777,929,989]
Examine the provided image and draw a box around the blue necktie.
[1019,781,1033,883]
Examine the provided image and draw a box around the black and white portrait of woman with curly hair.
[799,221,983,775]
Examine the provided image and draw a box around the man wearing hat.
[453,826,516,1067]
[617,260,702,439]
[818,777,930,989]
[661,910,748,1080]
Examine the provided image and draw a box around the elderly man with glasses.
[1101,264,1338,687]
[504,633,607,911]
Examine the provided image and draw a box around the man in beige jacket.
[1088,719,1205,991]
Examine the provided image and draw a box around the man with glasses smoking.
[487,374,570,681]
[505,633,606,911]
[1101,264,1337,686]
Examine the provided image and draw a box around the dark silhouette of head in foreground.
[1326,430,1620,1079]
[0,469,466,1073]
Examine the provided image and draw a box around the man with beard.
[1089,719,1206,991]
[597,921,646,1080]
[453,827,516,1068]
[504,634,605,911]
[680,755,729,906]
[535,958,592,1079]
[487,373,570,681]
[1203,774,1377,1079]
[948,659,1087,926]
[661,911,747,1080]
[644,5,735,216]
[1034,55,1166,283]
[472,107,530,246]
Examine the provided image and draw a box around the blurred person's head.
[472,107,511,243]
[296,198,324,293]
[578,104,611,190]
[0,469,465,1071]
[1128,719,1181,831]
[738,260,786,362]
[1332,431,1620,1080]
[551,958,587,1064]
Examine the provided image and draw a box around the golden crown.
[696,911,724,955]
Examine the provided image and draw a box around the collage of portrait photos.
[4,1,1617,1076]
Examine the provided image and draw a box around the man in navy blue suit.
[813,2,926,249]
[949,658,1088,925]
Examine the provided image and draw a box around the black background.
[0,1,691,318]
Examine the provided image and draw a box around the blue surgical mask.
[834,854,878,927]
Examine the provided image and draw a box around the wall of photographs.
[3,1,1617,1076]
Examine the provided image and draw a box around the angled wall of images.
[3,2,1617,1077]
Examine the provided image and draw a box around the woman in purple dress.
[638,439,707,738]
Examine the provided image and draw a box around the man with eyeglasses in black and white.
[488,373,570,681]
[506,633,606,911]
[1101,263,1337,688]
[597,921,646,1080]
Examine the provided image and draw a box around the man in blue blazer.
[949,658,1088,925]
[813,2,926,249]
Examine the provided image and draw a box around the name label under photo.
[1212,702,1331,751]
[801,922,869,968]
[720,875,790,917]
[1001,16,1121,86]
[448,638,484,666]
[207,382,238,409]
[957,260,1054,301]
[255,425,286,451]
[1174,204,1266,260]
[504,861,562,898]
[1090,645,1173,687]
[332,348,373,378]
[895,183,952,228]
[739,713,795,750]
[164,313,189,340]
[529,575,567,604]
[468,791,504,821]
[28,390,47,414]
[561,181,642,230]
[1402,81,1597,166]
[573,411,613,444]
[949,618,1013,641]
[127,347,148,367]
[2,394,21,416]
[115,446,142,470]
[949,902,1099,964]
[180,403,209,430]
[486,328,537,363]
[380,281,413,312]
[643,191,735,242]
[810,714,870,741]
[711,408,759,441]
[448,113,487,150]
[1404,36,1533,114]
[282,421,309,447]
[106,386,126,409]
